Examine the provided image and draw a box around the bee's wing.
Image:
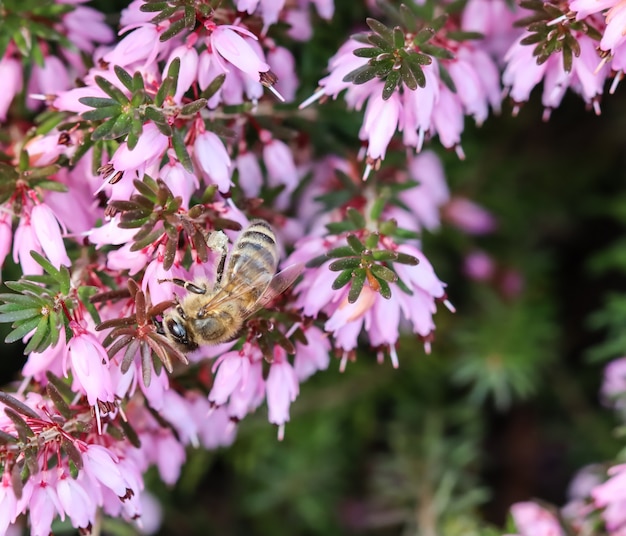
[241,262,304,317]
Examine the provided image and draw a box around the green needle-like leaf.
[95,76,129,104]
[332,269,354,290]
[348,268,366,303]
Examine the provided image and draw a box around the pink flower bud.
[262,134,298,192]
[13,220,42,276]
[266,350,299,428]
[31,204,70,269]
[235,150,264,198]
[67,323,115,406]
[194,130,232,192]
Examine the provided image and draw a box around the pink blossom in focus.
[13,219,43,275]
[164,45,199,103]
[208,24,270,81]
[103,24,170,67]
[66,322,115,407]
[160,158,199,208]
[56,473,96,530]
[209,347,252,407]
[0,479,18,535]
[53,86,110,114]
[110,123,169,176]
[81,444,128,498]
[360,88,402,160]
[31,203,71,269]
[25,473,63,536]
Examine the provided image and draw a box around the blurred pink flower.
[29,56,70,104]
[61,5,114,52]
[398,150,450,231]
[261,132,298,193]
[601,357,626,408]
[294,326,331,381]
[592,464,626,530]
[235,149,264,198]
[464,251,495,281]
[462,0,521,60]
[267,45,298,101]
[0,57,23,122]
[509,501,565,536]
[444,197,497,234]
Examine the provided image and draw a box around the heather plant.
[0,0,626,535]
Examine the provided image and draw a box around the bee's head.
[162,308,198,353]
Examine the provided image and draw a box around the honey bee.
[161,219,302,353]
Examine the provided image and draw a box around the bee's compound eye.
[166,318,187,344]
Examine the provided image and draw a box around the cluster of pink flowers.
[2,0,626,534]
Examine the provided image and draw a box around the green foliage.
[515,0,602,71]
[78,61,213,157]
[0,0,73,64]
[108,176,241,270]
[0,252,96,354]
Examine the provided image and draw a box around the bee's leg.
[205,230,229,284]
[215,248,227,284]
[158,278,207,295]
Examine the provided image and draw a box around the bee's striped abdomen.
[227,220,279,293]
